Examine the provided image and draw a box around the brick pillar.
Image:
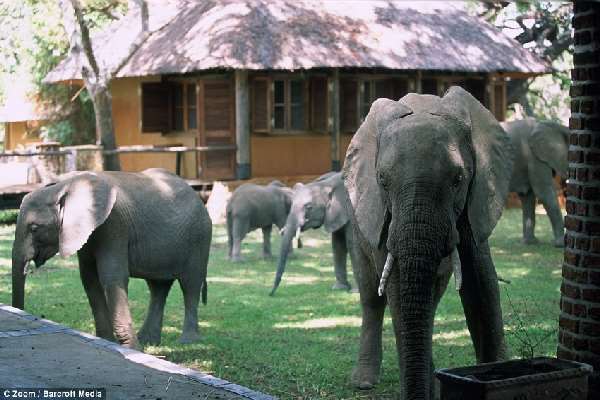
[558,2,600,397]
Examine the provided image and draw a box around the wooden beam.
[329,69,341,171]
[235,70,251,179]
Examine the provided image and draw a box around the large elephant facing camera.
[270,172,355,296]
[502,118,569,247]
[343,87,511,399]
[12,169,212,349]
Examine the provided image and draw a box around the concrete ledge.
[0,304,276,400]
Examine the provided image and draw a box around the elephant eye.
[29,223,39,233]
[452,173,464,188]
[378,171,389,190]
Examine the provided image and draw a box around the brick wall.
[558,2,600,397]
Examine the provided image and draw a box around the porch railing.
[0,144,237,178]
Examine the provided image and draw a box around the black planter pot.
[435,357,593,400]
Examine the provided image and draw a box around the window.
[187,83,197,129]
[340,77,409,133]
[272,78,306,131]
[290,80,305,130]
[172,83,184,131]
[252,76,319,133]
[273,80,285,129]
[141,81,198,134]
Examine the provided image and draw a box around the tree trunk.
[90,84,120,170]
[60,0,149,171]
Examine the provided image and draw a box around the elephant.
[11,169,212,349]
[270,172,355,296]
[343,86,511,399]
[226,180,293,262]
[502,118,569,247]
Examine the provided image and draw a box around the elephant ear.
[343,98,412,248]
[442,86,514,245]
[529,121,569,178]
[58,173,117,257]
[324,179,350,233]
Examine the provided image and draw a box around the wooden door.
[198,78,236,180]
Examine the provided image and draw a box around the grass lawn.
[0,209,563,399]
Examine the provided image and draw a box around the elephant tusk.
[452,249,462,291]
[295,227,301,240]
[378,253,394,296]
[24,261,35,276]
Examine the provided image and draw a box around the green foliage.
[0,209,562,399]
[0,209,18,225]
[40,120,74,145]
[0,0,125,145]
[471,1,572,124]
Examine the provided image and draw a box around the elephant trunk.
[386,204,447,399]
[392,256,436,399]
[11,224,27,310]
[270,215,299,296]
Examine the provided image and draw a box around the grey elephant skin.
[12,169,212,349]
[343,86,511,399]
[270,172,355,296]
[502,118,568,247]
[226,180,292,261]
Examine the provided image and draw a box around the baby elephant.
[227,181,292,262]
[12,169,212,348]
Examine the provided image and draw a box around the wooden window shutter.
[340,79,358,133]
[141,82,170,133]
[252,78,270,132]
[310,77,328,132]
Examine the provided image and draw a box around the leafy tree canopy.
[470,1,572,123]
[0,0,126,145]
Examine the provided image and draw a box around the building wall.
[558,3,600,397]
[110,77,198,178]
[251,135,331,177]
[4,121,42,150]
[110,71,507,180]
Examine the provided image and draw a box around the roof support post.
[235,69,251,179]
[329,69,341,171]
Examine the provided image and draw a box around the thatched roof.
[45,0,549,83]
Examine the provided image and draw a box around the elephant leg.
[138,279,174,345]
[536,184,565,247]
[262,226,273,259]
[345,224,360,292]
[227,213,233,259]
[178,276,201,344]
[331,229,351,290]
[231,219,247,262]
[519,191,538,245]
[352,247,385,390]
[457,225,507,363]
[78,249,114,341]
[102,279,138,348]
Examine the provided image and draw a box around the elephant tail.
[202,278,208,305]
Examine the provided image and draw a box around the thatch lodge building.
[43,0,548,181]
